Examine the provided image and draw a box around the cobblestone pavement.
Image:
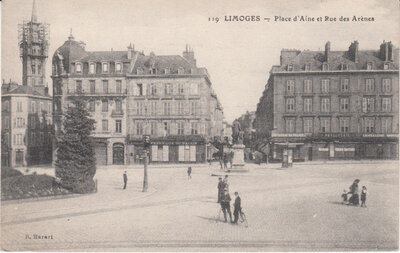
[1,161,398,251]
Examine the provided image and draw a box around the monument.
[229,120,248,172]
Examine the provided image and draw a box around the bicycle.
[239,209,248,227]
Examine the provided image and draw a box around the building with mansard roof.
[254,41,399,161]
[52,37,224,165]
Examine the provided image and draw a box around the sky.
[1,0,399,123]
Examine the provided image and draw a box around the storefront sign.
[318,148,329,151]
[362,134,385,138]
[271,133,308,137]
[335,148,355,152]
[317,133,358,138]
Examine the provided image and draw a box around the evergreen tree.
[55,98,96,193]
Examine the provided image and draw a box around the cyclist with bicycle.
[232,191,241,224]
[220,189,233,223]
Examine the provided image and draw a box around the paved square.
[1,161,398,251]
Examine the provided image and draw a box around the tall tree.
[55,98,96,193]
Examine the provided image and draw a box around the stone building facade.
[52,37,223,165]
[255,41,399,161]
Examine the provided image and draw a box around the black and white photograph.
[1,0,399,251]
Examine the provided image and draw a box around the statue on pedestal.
[232,120,243,145]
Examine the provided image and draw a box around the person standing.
[232,192,241,224]
[223,154,228,170]
[217,177,224,203]
[187,166,192,180]
[360,186,367,207]
[223,175,229,192]
[348,179,360,205]
[220,189,232,223]
[123,171,128,190]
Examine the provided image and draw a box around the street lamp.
[142,135,150,192]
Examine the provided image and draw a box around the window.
[115,100,122,112]
[115,63,122,72]
[38,63,42,74]
[15,134,24,145]
[3,117,9,129]
[322,63,329,71]
[89,63,96,74]
[102,120,108,131]
[286,98,295,112]
[177,101,184,115]
[163,102,171,115]
[178,83,184,94]
[178,67,184,74]
[48,102,52,113]
[17,102,23,112]
[76,63,82,73]
[382,79,391,92]
[102,100,108,112]
[367,62,373,70]
[341,64,348,70]
[305,63,311,71]
[165,83,172,95]
[115,120,122,133]
[89,101,95,112]
[164,68,170,74]
[136,102,142,115]
[150,101,156,115]
[340,97,349,112]
[150,122,157,136]
[190,101,199,115]
[191,122,198,134]
[103,80,109,93]
[320,118,330,132]
[190,83,198,95]
[364,118,375,133]
[286,80,294,93]
[136,122,143,136]
[3,101,10,111]
[362,97,375,112]
[90,80,96,94]
[164,122,170,135]
[178,122,184,135]
[340,79,349,92]
[285,118,295,133]
[303,80,312,93]
[76,80,82,93]
[321,97,330,112]
[303,98,312,112]
[339,118,350,133]
[303,118,313,133]
[31,101,36,113]
[151,68,157,74]
[381,117,392,134]
[32,63,36,74]
[116,80,122,93]
[102,63,109,72]
[365,79,374,92]
[321,79,330,93]
[382,97,391,112]
[287,64,293,71]
[137,83,143,96]
[383,63,390,70]
[31,116,36,129]
[149,83,157,95]
[39,102,43,112]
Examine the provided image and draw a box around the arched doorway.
[113,143,125,165]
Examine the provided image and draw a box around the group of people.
[342,179,368,207]
[217,175,242,224]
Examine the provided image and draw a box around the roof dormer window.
[322,62,329,71]
[178,67,184,74]
[164,68,170,74]
[341,64,348,70]
[305,63,311,71]
[115,62,122,73]
[89,62,96,74]
[367,62,373,70]
[383,62,390,70]
[287,64,293,71]
[151,68,157,74]
[137,68,143,75]
[102,62,109,73]
[76,63,82,73]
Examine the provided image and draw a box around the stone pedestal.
[229,144,248,172]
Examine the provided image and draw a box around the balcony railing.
[111,110,124,117]
[67,90,127,96]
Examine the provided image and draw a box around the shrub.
[1,168,23,179]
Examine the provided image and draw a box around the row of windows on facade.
[285,97,392,113]
[87,100,123,113]
[285,78,392,93]
[2,116,52,130]
[286,62,393,71]
[2,132,51,147]
[31,62,42,75]
[2,101,52,113]
[97,119,122,133]
[131,101,200,116]
[133,121,208,136]
[283,117,393,134]
[68,80,124,94]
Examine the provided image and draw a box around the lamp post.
[142,135,150,192]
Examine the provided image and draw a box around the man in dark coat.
[217,177,224,203]
[220,189,233,223]
[123,171,128,190]
[232,192,241,224]
[187,167,192,179]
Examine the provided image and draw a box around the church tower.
[18,0,49,87]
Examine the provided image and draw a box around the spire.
[68,28,74,41]
[31,0,38,23]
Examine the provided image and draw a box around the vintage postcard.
[1,0,399,251]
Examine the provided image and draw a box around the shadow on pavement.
[197,215,225,224]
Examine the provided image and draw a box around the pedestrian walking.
[360,186,367,207]
[220,189,233,223]
[187,166,192,179]
[348,179,360,205]
[223,175,229,192]
[217,177,224,203]
[123,171,128,190]
[232,192,241,224]
[223,154,228,170]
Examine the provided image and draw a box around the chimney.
[348,40,359,63]
[127,43,135,59]
[379,41,393,61]
[325,41,331,62]
[182,44,196,67]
